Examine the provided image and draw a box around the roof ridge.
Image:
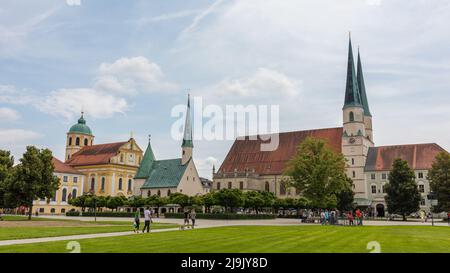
[236,127,343,140]
[374,142,440,148]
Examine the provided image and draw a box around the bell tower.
[65,112,94,161]
[181,94,193,165]
[341,36,373,199]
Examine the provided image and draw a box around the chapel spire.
[357,49,372,117]
[343,35,362,109]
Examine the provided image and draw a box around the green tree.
[384,158,421,221]
[214,189,244,212]
[168,192,189,209]
[127,196,145,209]
[260,191,276,209]
[243,191,265,213]
[68,195,88,211]
[284,137,349,209]
[428,152,450,212]
[3,146,59,220]
[336,177,355,211]
[106,196,125,211]
[0,150,14,210]
[146,195,168,217]
[201,192,217,213]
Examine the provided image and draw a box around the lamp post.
[427,192,438,227]
[94,196,97,223]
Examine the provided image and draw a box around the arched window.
[352,171,356,178]
[69,137,72,146]
[168,189,171,196]
[217,182,221,190]
[147,190,151,197]
[72,188,77,199]
[157,190,161,196]
[349,111,354,122]
[118,178,123,190]
[128,179,132,191]
[120,154,124,163]
[371,185,377,194]
[280,183,286,195]
[101,177,105,191]
[265,181,270,192]
[90,177,95,191]
[75,137,80,146]
[62,188,67,202]
[228,181,232,189]
[91,140,93,145]
[84,138,88,146]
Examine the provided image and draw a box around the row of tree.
[0,147,59,220]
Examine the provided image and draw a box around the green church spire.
[357,49,372,117]
[343,35,363,109]
[181,94,193,148]
[135,135,156,179]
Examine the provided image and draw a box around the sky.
[1,0,450,179]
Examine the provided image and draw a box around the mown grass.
[1,225,449,253]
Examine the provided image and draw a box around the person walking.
[419,210,425,223]
[348,211,354,226]
[355,209,363,226]
[320,210,326,225]
[133,209,140,233]
[142,207,152,233]
[190,209,196,228]
[184,209,190,227]
[324,210,329,225]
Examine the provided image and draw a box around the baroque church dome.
[69,113,92,135]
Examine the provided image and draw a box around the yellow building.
[64,113,143,197]
[33,157,84,215]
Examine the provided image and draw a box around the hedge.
[164,213,276,220]
[66,211,140,217]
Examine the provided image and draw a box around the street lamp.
[427,192,438,226]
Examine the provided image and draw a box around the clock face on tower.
[349,137,356,144]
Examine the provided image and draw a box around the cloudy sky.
[1,0,450,178]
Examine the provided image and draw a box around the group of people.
[183,209,197,228]
[346,209,364,226]
[133,207,153,233]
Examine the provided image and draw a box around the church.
[213,38,447,216]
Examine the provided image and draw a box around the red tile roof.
[365,143,446,171]
[66,141,127,167]
[52,157,83,175]
[218,127,343,175]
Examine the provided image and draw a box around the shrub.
[65,211,141,217]
[66,211,80,216]
[164,213,276,220]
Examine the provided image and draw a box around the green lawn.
[1,225,449,253]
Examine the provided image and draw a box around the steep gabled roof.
[53,157,83,175]
[357,50,372,117]
[343,36,363,109]
[141,158,189,189]
[217,127,343,176]
[365,143,446,171]
[66,141,127,166]
[135,140,156,179]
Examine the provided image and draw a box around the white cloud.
[195,156,218,179]
[94,56,178,96]
[212,68,301,98]
[35,88,128,120]
[0,129,42,146]
[0,107,20,121]
[136,9,201,24]
[179,0,225,39]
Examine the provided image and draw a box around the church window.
[418,184,425,193]
[61,209,66,214]
[228,181,232,189]
[91,140,93,145]
[147,190,151,197]
[168,189,171,196]
[91,177,95,191]
[128,179,132,191]
[157,190,161,196]
[280,183,286,195]
[118,178,123,190]
[371,173,376,180]
[349,111,354,122]
[371,185,377,194]
[351,158,355,165]
[217,182,221,190]
[73,177,78,183]
[75,137,80,146]
[69,137,72,146]
[418,172,424,179]
[239,181,244,190]
[62,188,67,202]
[352,171,356,178]
[50,208,55,213]
[63,176,68,182]
[101,177,105,191]
[84,138,88,146]
[382,184,386,193]
[265,182,270,192]
[72,189,77,199]
[120,154,124,163]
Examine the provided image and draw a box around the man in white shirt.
[142,207,152,233]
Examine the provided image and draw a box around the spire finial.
[148,134,151,143]
[130,131,134,139]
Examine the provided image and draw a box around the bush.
[164,213,276,220]
[65,211,141,217]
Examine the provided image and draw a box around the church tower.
[341,36,373,199]
[65,112,94,161]
[357,49,374,143]
[181,94,193,165]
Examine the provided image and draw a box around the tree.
[68,195,88,211]
[127,196,145,209]
[243,191,265,213]
[167,192,189,210]
[3,146,59,220]
[214,189,244,212]
[106,196,125,211]
[336,177,355,211]
[428,152,450,212]
[147,195,168,217]
[0,150,14,210]
[260,191,276,209]
[201,192,217,213]
[284,137,349,209]
[384,158,421,221]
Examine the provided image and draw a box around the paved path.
[1,215,448,247]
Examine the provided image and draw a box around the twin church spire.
[343,36,371,117]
